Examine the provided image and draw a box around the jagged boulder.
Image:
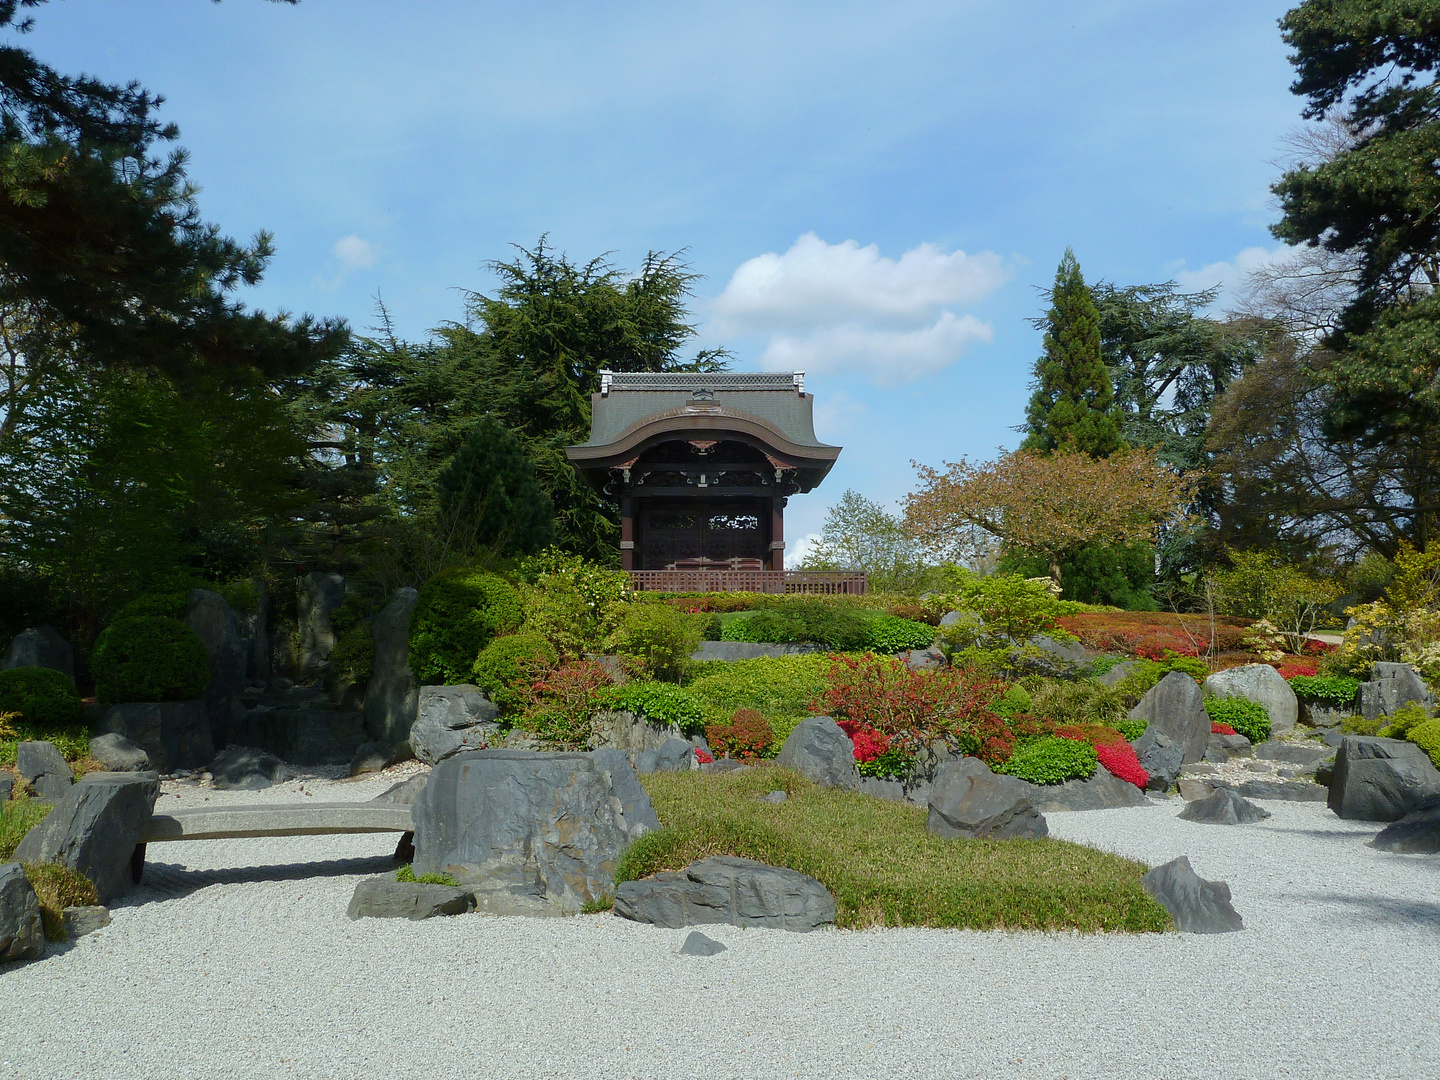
[926,757,1047,839]
[14,772,159,903]
[1128,671,1210,764]
[1359,662,1434,722]
[1027,767,1148,812]
[1178,787,1272,825]
[614,856,835,931]
[1141,855,1243,933]
[409,685,500,766]
[298,572,347,680]
[1203,663,1298,735]
[774,717,861,791]
[635,737,696,775]
[1132,727,1184,791]
[101,700,212,774]
[88,733,151,772]
[1327,735,1440,821]
[186,589,247,746]
[0,863,45,963]
[1370,795,1440,854]
[16,740,72,801]
[1,625,74,684]
[364,587,419,746]
[346,878,476,920]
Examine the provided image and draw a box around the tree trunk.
[1048,557,1063,592]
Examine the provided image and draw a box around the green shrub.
[1090,655,1130,676]
[705,708,775,759]
[995,737,1098,784]
[1341,714,1388,736]
[720,601,871,650]
[1113,656,1208,700]
[396,863,460,886]
[685,654,830,733]
[1408,718,1440,767]
[864,614,936,653]
[1378,703,1430,740]
[992,684,1033,719]
[721,609,802,643]
[470,632,557,713]
[1286,675,1361,705]
[1021,677,1126,728]
[1,796,52,861]
[1204,697,1272,744]
[115,590,189,620]
[0,667,81,728]
[21,861,99,941]
[598,681,705,734]
[91,616,210,704]
[1116,717,1148,741]
[410,568,525,685]
[607,604,704,682]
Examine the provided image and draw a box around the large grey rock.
[186,589,248,746]
[371,773,429,806]
[1204,733,1253,762]
[234,704,366,766]
[16,740,71,801]
[588,710,685,756]
[1254,740,1330,767]
[101,699,213,773]
[207,746,285,790]
[298,571,347,680]
[613,856,836,931]
[1222,778,1328,803]
[904,646,945,671]
[589,749,662,834]
[242,586,271,684]
[1027,766,1149,812]
[61,905,111,939]
[88,732,151,773]
[1141,855,1244,933]
[0,863,44,962]
[1132,727,1184,791]
[346,877,476,920]
[774,717,861,791]
[348,741,392,776]
[1178,787,1272,825]
[411,750,644,916]
[409,685,500,766]
[1369,795,1440,854]
[679,930,727,956]
[364,588,419,746]
[1203,664,1299,734]
[635,737,696,775]
[1097,660,1142,688]
[2,624,74,683]
[1359,662,1435,721]
[14,772,160,902]
[1327,736,1440,821]
[1016,633,1090,676]
[1128,671,1210,765]
[926,757,1047,839]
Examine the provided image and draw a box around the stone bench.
[138,803,414,843]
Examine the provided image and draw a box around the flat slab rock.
[1141,855,1244,934]
[1178,787,1272,825]
[614,856,836,931]
[1370,795,1440,854]
[347,878,477,920]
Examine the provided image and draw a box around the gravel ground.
[3,774,1438,1080]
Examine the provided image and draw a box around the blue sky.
[33,0,1304,556]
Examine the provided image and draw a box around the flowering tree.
[904,448,1194,589]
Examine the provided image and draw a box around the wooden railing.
[626,569,867,595]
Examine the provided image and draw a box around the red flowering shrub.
[1052,723,1127,747]
[513,659,616,747]
[1095,741,1149,789]
[1302,639,1337,655]
[705,708,775,759]
[694,747,714,764]
[1057,612,1249,657]
[836,719,890,761]
[1210,721,1237,735]
[1276,660,1319,678]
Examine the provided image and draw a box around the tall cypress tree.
[1021,250,1124,457]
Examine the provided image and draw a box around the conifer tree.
[1021,250,1124,458]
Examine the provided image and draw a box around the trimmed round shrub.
[1203,697,1271,745]
[864,614,936,654]
[995,736,1098,785]
[91,616,210,704]
[705,708,774,759]
[410,568,525,685]
[1408,718,1440,768]
[0,667,81,728]
[470,632,558,713]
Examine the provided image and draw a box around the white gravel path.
[3,775,1438,1080]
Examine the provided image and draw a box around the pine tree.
[1021,250,1124,458]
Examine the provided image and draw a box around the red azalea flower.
[694,748,714,764]
[1210,722,1237,735]
[1096,741,1149,789]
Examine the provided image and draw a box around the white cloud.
[333,234,377,273]
[784,532,824,567]
[709,233,1011,383]
[1175,245,1294,313]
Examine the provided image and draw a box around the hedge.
[410,568,524,685]
[470,632,557,713]
[91,616,210,704]
[0,667,81,728]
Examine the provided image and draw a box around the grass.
[1,794,52,861]
[625,766,1171,933]
[395,863,460,887]
[21,861,99,941]
[0,722,93,768]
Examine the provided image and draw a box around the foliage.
[996,736,1098,785]
[720,602,872,651]
[606,604,703,682]
[1407,718,1440,768]
[21,861,99,942]
[1058,611,1248,657]
[517,548,631,657]
[835,719,914,779]
[624,767,1169,931]
[1094,741,1149,789]
[470,632,558,714]
[864,614,937,653]
[1210,722,1237,735]
[704,708,775,760]
[1210,550,1340,653]
[409,568,524,686]
[1021,249,1125,458]
[1021,678,1127,729]
[1112,657,1209,702]
[0,667,79,728]
[512,659,616,748]
[906,447,1194,588]
[1116,717,1148,741]
[1378,703,1430,741]
[435,415,555,559]
[1239,619,1288,665]
[1203,697,1272,745]
[395,863,460,887]
[685,654,830,735]
[0,796,51,861]
[328,593,377,687]
[598,681,705,735]
[90,616,209,704]
[932,570,1074,659]
[796,489,939,594]
[1287,675,1361,705]
[1001,541,1158,610]
[1332,542,1440,679]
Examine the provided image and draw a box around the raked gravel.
[3,772,1438,1080]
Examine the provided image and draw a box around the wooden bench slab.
[139,802,414,843]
